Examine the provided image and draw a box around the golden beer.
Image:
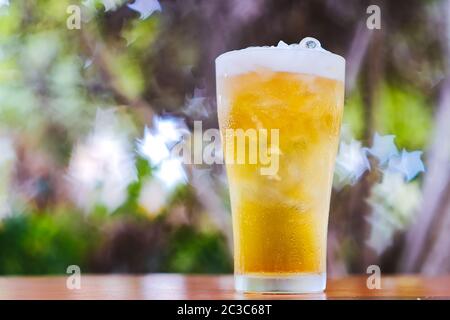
[216,38,345,292]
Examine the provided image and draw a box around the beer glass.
[216,38,345,293]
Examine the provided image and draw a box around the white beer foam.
[215,38,345,82]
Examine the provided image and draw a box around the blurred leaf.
[122,16,159,49]
[164,227,232,274]
[109,53,145,99]
[343,90,365,140]
[0,211,100,275]
[376,84,432,150]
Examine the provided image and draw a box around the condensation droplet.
[299,37,322,50]
[306,40,316,48]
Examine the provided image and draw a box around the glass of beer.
[215,38,345,293]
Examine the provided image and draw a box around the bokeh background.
[0,0,449,276]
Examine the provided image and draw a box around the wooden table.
[0,274,449,300]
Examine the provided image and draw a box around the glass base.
[235,273,326,293]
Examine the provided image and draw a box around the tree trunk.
[400,0,450,274]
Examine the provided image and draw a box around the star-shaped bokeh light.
[0,0,9,9]
[128,0,161,19]
[335,139,371,185]
[368,133,399,165]
[137,127,170,165]
[101,0,124,12]
[388,149,425,181]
